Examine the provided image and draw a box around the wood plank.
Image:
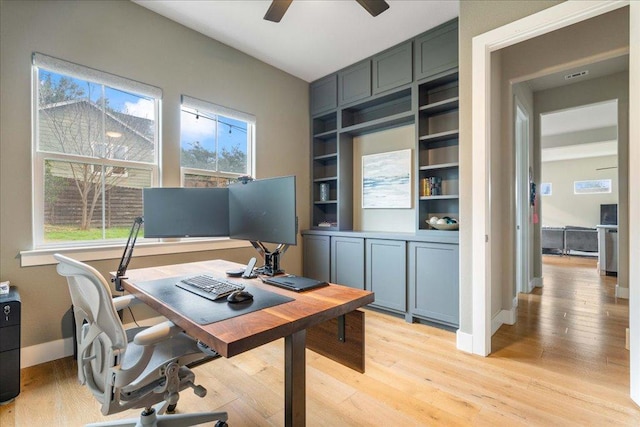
[306,309,365,373]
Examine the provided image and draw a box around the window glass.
[180,97,253,188]
[34,61,159,247]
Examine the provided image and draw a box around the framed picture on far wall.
[574,179,612,195]
[540,182,552,196]
[362,149,412,209]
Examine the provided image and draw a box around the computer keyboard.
[176,275,244,301]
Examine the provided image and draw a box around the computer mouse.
[227,290,254,303]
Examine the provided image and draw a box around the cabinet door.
[339,60,371,105]
[408,241,459,326]
[310,74,337,116]
[303,235,331,283]
[372,42,412,95]
[366,239,406,312]
[331,236,365,289]
[414,21,458,81]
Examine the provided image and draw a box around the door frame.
[514,98,531,294]
[470,0,638,406]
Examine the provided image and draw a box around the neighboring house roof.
[39,99,155,188]
[39,99,154,161]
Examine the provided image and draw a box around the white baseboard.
[20,316,165,369]
[531,276,543,288]
[491,298,518,336]
[616,284,630,299]
[456,329,473,353]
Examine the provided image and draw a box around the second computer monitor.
[228,176,297,246]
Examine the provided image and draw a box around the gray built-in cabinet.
[305,19,459,328]
[302,231,459,328]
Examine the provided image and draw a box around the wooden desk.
[118,259,374,427]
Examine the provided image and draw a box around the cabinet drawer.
[373,42,412,95]
[415,21,458,81]
[339,60,371,105]
[366,239,406,312]
[303,234,331,283]
[408,241,459,326]
[331,237,365,289]
[310,74,337,115]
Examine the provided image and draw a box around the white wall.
[541,155,618,227]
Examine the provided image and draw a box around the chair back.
[54,253,127,412]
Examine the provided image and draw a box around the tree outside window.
[35,66,158,244]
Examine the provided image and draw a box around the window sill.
[20,238,252,267]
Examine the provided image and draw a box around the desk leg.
[285,329,306,427]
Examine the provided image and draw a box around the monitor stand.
[250,241,289,276]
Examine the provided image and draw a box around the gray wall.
[0,0,309,348]
[541,155,618,228]
[458,0,563,336]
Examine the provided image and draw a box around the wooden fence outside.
[45,178,143,228]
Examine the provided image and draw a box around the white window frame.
[180,95,255,186]
[31,53,161,249]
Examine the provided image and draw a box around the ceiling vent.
[564,70,589,80]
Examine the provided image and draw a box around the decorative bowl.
[428,222,459,230]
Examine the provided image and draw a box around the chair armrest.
[133,320,183,346]
[112,294,144,312]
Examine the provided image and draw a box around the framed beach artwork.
[362,149,411,209]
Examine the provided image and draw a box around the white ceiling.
[133,0,459,82]
[541,100,618,137]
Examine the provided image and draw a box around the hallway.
[493,255,630,406]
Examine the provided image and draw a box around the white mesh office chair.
[54,254,228,427]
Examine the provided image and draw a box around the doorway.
[469,0,638,406]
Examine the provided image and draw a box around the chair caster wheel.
[166,403,177,413]
[215,421,228,427]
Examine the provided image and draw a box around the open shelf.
[417,70,459,233]
[418,129,459,144]
[419,97,459,115]
[341,88,412,132]
[341,110,414,136]
[312,112,337,135]
[419,162,459,171]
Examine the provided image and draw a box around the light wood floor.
[1,255,638,425]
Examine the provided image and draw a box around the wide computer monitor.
[143,187,230,238]
[228,175,297,246]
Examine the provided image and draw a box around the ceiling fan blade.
[264,0,293,23]
[355,0,390,17]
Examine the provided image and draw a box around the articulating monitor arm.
[250,241,289,276]
[113,216,144,292]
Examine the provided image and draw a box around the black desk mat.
[134,276,294,325]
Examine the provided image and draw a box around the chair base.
[86,404,228,427]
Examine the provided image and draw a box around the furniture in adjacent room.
[54,254,228,427]
[597,225,618,275]
[541,226,566,254]
[564,226,598,253]
[0,287,21,404]
[541,226,599,255]
[117,258,374,427]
